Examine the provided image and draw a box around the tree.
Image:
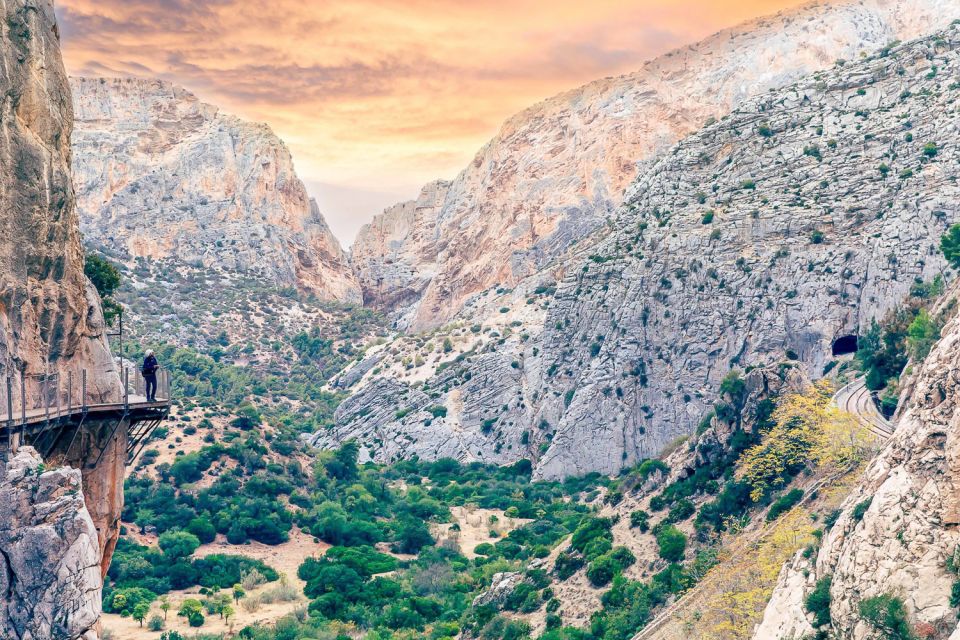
[393,516,434,554]
[158,531,200,561]
[656,525,687,562]
[859,594,914,640]
[222,604,235,625]
[84,252,123,325]
[325,441,359,481]
[132,602,150,627]
[159,596,171,620]
[178,598,203,619]
[942,223,960,269]
[907,309,939,360]
[232,583,245,604]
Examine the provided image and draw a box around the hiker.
[142,349,159,402]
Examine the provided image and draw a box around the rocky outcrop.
[320,24,960,478]
[352,180,449,312]
[71,77,360,303]
[0,448,103,640]
[0,2,129,637]
[754,284,960,639]
[0,3,118,400]
[352,0,960,331]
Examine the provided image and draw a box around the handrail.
[0,366,171,429]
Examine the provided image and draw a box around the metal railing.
[0,366,170,427]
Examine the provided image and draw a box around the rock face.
[0,2,127,638]
[319,25,960,478]
[0,448,103,640]
[351,0,960,331]
[0,3,118,400]
[754,284,960,639]
[71,77,360,303]
[352,180,450,312]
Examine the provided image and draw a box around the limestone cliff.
[754,283,960,639]
[351,0,960,331]
[71,77,361,303]
[0,1,125,638]
[319,25,960,478]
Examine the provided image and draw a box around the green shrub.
[851,498,873,523]
[804,576,832,627]
[656,526,687,562]
[859,594,914,640]
[766,488,804,522]
[629,510,650,532]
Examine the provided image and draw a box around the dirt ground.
[433,505,531,558]
[102,528,327,639]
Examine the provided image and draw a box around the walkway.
[0,366,171,464]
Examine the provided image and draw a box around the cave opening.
[832,334,859,356]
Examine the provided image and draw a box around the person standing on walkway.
[142,349,159,402]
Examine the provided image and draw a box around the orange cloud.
[56,0,808,243]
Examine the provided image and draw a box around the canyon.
[6,0,960,638]
[321,19,960,480]
[351,0,960,332]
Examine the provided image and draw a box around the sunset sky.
[55,0,809,244]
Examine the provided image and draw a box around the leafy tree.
[942,224,960,269]
[393,516,434,554]
[85,252,123,325]
[907,309,939,360]
[133,602,150,627]
[325,441,360,481]
[859,594,914,640]
[158,531,200,561]
[656,525,687,562]
[177,598,203,619]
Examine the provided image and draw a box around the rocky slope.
[0,1,124,637]
[754,284,960,639]
[71,77,360,303]
[352,0,960,331]
[317,24,960,479]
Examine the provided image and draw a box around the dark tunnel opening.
[832,334,859,356]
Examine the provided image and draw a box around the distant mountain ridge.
[319,20,960,479]
[350,0,960,331]
[71,77,361,303]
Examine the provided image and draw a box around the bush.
[629,510,650,532]
[586,555,619,587]
[570,517,613,554]
[859,594,913,640]
[554,552,585,580]
[851,498,873,523]
[804,576,832,627]
[656,526,687,563]
[766,488,804,522]
[148,615,165,631]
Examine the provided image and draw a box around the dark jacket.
[142,355,159,377]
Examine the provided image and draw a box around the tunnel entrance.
[832,335,859,356]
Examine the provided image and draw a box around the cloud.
[55,0,809,244]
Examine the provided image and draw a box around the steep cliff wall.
[754,284,960,639]
[71,77,360,303]
[0,2,125,638]
[319,25,960,478]
[351,0,960,331]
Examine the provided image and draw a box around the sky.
[55,0,809,245]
